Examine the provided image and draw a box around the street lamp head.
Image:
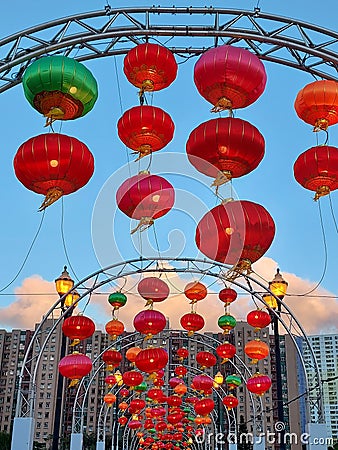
[55,266,74,296]
[262,293,278,310]
[269,268,288,300]
[64,290,80,308]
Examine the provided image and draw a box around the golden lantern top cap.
[55,265,74,296]
[268,268,288,300]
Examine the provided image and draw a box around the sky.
[0,0,338,335]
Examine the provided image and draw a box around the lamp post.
[52,266,75,450]
[269,268,288,450]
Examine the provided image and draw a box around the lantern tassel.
[38,187,63,211]
[131,217,154,234]
[226,259,253,281]
[211,97,233,113]
[211,171,232,191]
[314,185,330,201]
[68,379,79,388]
[69,339,81,347]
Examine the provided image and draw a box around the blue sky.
[0,0,338,331]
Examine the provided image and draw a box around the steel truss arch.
[1,6,338,95]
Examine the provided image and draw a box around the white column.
[253,435,265,450]
[70,432,83,450]
[96,441,105,450]
[11,418,35,450]
[306,423,329,450]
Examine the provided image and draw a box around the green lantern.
[108,292,127,310]
[218,314,236,333]
[22,55,98,124]
[225,374,242,390]
[134,381,147,392]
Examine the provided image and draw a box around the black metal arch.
[1,6,338,94]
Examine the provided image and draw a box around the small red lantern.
[216,342,236,363]
[169,377,182,389]
[184,281,207,303]
[167,395,183,407]
[116,172,175,233]
[122,370,144,387]
[14,133,94,210]
[294,145,338,200]
[196,200,275,274]
[129,398,146,413]
[218,288,237,306]
[118,105,175,160]
[124,43,178,92]
[222,394,239,410]
[105,319,125,340]
[180,312,205,336]
[247,310,271,331]
[194,398,215,416]
[192,374,214,392]
[133,309,167,338]
[119,388,130,397]
[175,366,187,378]
[156,421,167,432]
[128,419,142,430]
[194,45,266,112]
[196,351,217,369]
[105,374,117,387]
[186,117,264,187]
[246,373,272,396]
[62,315,95,343]
[244,340,270,364]
[135,347,169,374]
[176,348,189,360]
[118,416,128,426]
[104,393,117,407]
[148,388,165,402]
[294,80,338,131]
[102,349,122,370]
[137,277,170,306]
[58,353,92,387]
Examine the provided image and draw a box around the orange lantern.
[184,281,207,303]
[244,340,270,364]
[105,319,125,340]
[104,393,117,407]
[126,346,142,364]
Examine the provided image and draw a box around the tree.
[0,432,11,450]
[83,432,97,450]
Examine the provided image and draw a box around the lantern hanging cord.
[0,210,45,293]
[328,193,338,234]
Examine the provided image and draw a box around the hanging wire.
[328,193,338,233]
[0,210,46,292]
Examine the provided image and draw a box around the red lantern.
[186,117,264,187]
[180,312,205,335]
[169,377,182,389]
[247,310,271,331]
[244,340,270,364]
[294,145,338,200]
[135,347,168,374]
[137,277,170,306]
[192,374,213,392]
[175,366,187,378]
[116,172,175,233]
[167,395,183,407]
[129,398,146,413]
[148,388,165,402]
[118,416,128,426]
[62,315,95,342]
[246,373,272,396]
[119,388,130,397]
[14,133,94,210]
[216,342,236,363]
[195,200,275,273]
[196,351,217,369]
[176,348,189,360]
[118,106,175,160]
[294,80,338,131]
[122,370,144,387]
[105,319,125,340]
[118,401,128,411]
[194,45,266,112]
[105,374,117,387]
[194,398,215,416]
[222,394,239,410]
[184,281,207,303]
[156,421,167,432]
[58,353,92,387]
[104,393,117,407]
[124,43,177,92]
[133,309,167,338]
[218,288,237,306]
[128,420,142,430]
[126,346,142,363]
[102,349,122,370]
[167,412,184,425]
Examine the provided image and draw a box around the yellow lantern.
[213,371,224,388]
[269,268,288,300]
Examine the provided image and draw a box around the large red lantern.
[14,133,94,210]
[216,342,236,363]
[246,373,272,396]
[137,277,170,306]
[195,200,275,274]
[186,117,265,187]
[124,43,178,92]
[194,45,266,112]
[196,351,217,369]
[222,394,239,410]
[247,310,271,331]
[294,145,338,200]
[122,370,144,387]
[129,398,146,413]
[244,340,270,364]
[118,106,175,160]
[167,395,183,407]
[148,388,165,403]
[58,353,92,387]
[62,315,95,343]
[116,172,175,233]
[194,398,215,416]
[102,349,122,370]
[184,281,207,303]
[294,80,338,131]
[176,348,189,360]
[192,374,214,392]
[180,312,205,335]
[135,347,169,373]
[133,309,167,338]
[105,319,125,340]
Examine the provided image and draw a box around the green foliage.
[0,432,12,450]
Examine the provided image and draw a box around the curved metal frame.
[1,6,338,95]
